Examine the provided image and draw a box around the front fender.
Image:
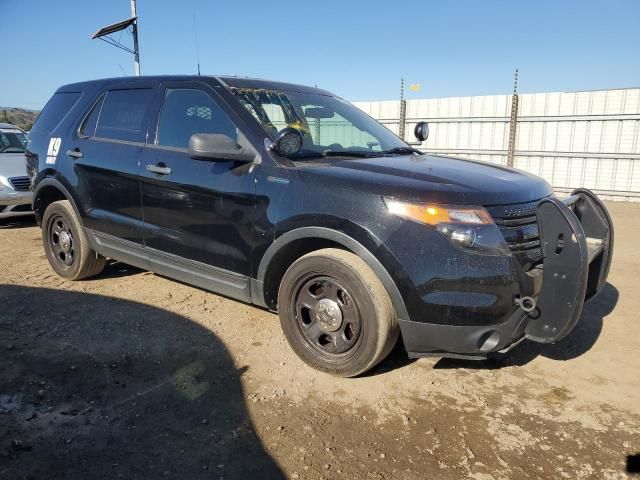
[254,226,410,322]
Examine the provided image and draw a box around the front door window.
[156,88,238,149]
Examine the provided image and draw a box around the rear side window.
[156,88,238,149]
[79,95,104,138]
[95,88,153,142]
[32,92,81,134]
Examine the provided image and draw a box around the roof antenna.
[193,13,201,75]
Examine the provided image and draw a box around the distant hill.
[0,107,39,131]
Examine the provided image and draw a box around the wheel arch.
[253,227,409,321]
[32,178,82,227]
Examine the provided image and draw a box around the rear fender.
[32,177,83,227]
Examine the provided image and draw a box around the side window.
[95,88,154,142]
[79,95,104,138]
[31,92,81,134]
[156,88,238,149]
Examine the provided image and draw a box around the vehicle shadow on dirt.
[0,284,284,479]
[96,259,144,279]
[361,339,417,376]
[434,282,619,370]
[90,260,421,378]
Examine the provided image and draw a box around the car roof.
[57,75,336,97]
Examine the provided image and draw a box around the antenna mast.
[193,13,201,75]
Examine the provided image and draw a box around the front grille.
[8,176,31,192]
[487,199,545,269]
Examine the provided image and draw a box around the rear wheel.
[42,200,106,280]
[278,248,398,377]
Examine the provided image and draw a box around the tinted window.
[0,130,27,153]
[31,92,81,134]
[79,95,104,138]
[95,88,153,142]
[156,88,237,149]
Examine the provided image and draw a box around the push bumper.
[402,188,614,359]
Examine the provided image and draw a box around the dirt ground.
[1,202,639,480]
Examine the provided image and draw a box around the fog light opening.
[450,227,477,247]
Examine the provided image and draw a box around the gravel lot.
[1,202,639,479]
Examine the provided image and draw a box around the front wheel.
[42,200,106,280]
[278,248,399,377]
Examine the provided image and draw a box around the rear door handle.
[66,149,83,159]
[147,164,172,175]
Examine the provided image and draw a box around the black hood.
[298,153,553,206]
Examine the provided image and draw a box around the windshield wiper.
[322,150,377,158]
[378,146,422,155]
[293,148,409,160]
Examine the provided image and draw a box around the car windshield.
[229,87,409,159]
[0,130,27,153]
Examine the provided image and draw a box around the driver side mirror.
[188,133,256,162]
[414,121,430,142]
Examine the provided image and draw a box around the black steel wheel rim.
[48,214,75,269]
[293,276,362,356]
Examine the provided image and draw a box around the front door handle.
[66,149,83,159]
[147,163,172,175]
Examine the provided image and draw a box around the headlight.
[385,200,493,226]
[384,198,510,254]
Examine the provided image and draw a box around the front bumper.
[402,188,614,359]
[0,190,34,218]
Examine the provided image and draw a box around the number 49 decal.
[46,137,62,164]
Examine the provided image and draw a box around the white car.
[0,123,33,219]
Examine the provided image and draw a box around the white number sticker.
[46,137,62,164]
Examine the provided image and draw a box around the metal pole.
[399,78,407,140]
[130,0,141,76]
[507,69,519,167]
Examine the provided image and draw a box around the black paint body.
[27,75,610,358]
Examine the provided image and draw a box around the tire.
[278,248,399,377]
[42,200,106,280]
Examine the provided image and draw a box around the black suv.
[27,76,613,376]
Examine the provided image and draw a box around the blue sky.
[1,0,639,109]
